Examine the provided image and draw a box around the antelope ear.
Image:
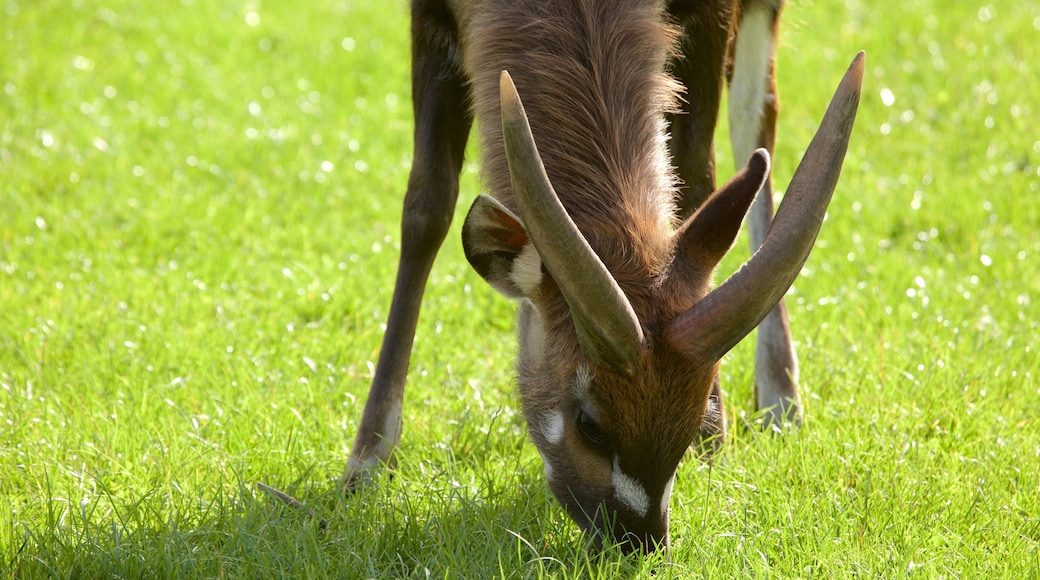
[673,149,769,270]
[462,194,545,300]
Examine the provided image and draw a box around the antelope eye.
[576,410,605,445]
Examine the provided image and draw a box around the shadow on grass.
[7,465,659,579]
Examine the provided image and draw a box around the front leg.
[728,0,800,427]
[343,0,472,488]
[666,0,733,219]
[666,1,734,447]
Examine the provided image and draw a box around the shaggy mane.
[463,0,682,280]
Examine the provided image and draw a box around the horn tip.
[846,51,866,88]
[499,70,524,124]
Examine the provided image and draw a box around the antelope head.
[461,56,863,552]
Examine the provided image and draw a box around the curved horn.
[666,51,865,361]
[499,70,645,375]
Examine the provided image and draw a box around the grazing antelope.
[344,0,862,552]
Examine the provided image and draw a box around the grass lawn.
[3,0,1038,577]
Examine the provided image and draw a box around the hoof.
[341,452,395,493]
[756,395,801,432]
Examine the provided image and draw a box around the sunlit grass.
[3,0,1039,577]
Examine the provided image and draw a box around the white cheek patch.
[509,243,543,296]
[540,410,565,446]
[660,475,675,517]
[612,457,650,518]
[543,458,555,481]
[535,445,557,483]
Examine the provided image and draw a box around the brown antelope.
[343,0,863,552]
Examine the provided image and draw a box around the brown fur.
[452,0,764,550]
[345,0,839,554]
[344,0,866,554]
[462,0,682,284]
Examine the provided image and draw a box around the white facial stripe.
[509,243,543,296]
[612,457,650,518]
[541,410,564,445]
[660,475,674,517]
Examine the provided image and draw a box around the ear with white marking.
[462,194,544,299]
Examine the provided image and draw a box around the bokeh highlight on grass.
[2,0,1038,577]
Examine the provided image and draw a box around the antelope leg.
[342,7,472,489]
[727,0,800,427]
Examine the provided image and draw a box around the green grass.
[2,0,1039,577]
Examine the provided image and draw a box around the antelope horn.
[499,70,645,376]
[666,51,865,361]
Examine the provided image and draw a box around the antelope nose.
[616,529,668,554]
[614,517,669,554]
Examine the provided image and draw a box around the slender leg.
[666,0,734,220]
[667,0,734,444]
[728,0,800,427]
[343,0,472,487]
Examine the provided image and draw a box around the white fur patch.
[573,362,593,399]
[518,300,546,363]
[508,243,543,296]
[612,457,650,518]
[660,475,675,517]
[540,410,565,446]
[728,4,775,165]
[543,458,555,481]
